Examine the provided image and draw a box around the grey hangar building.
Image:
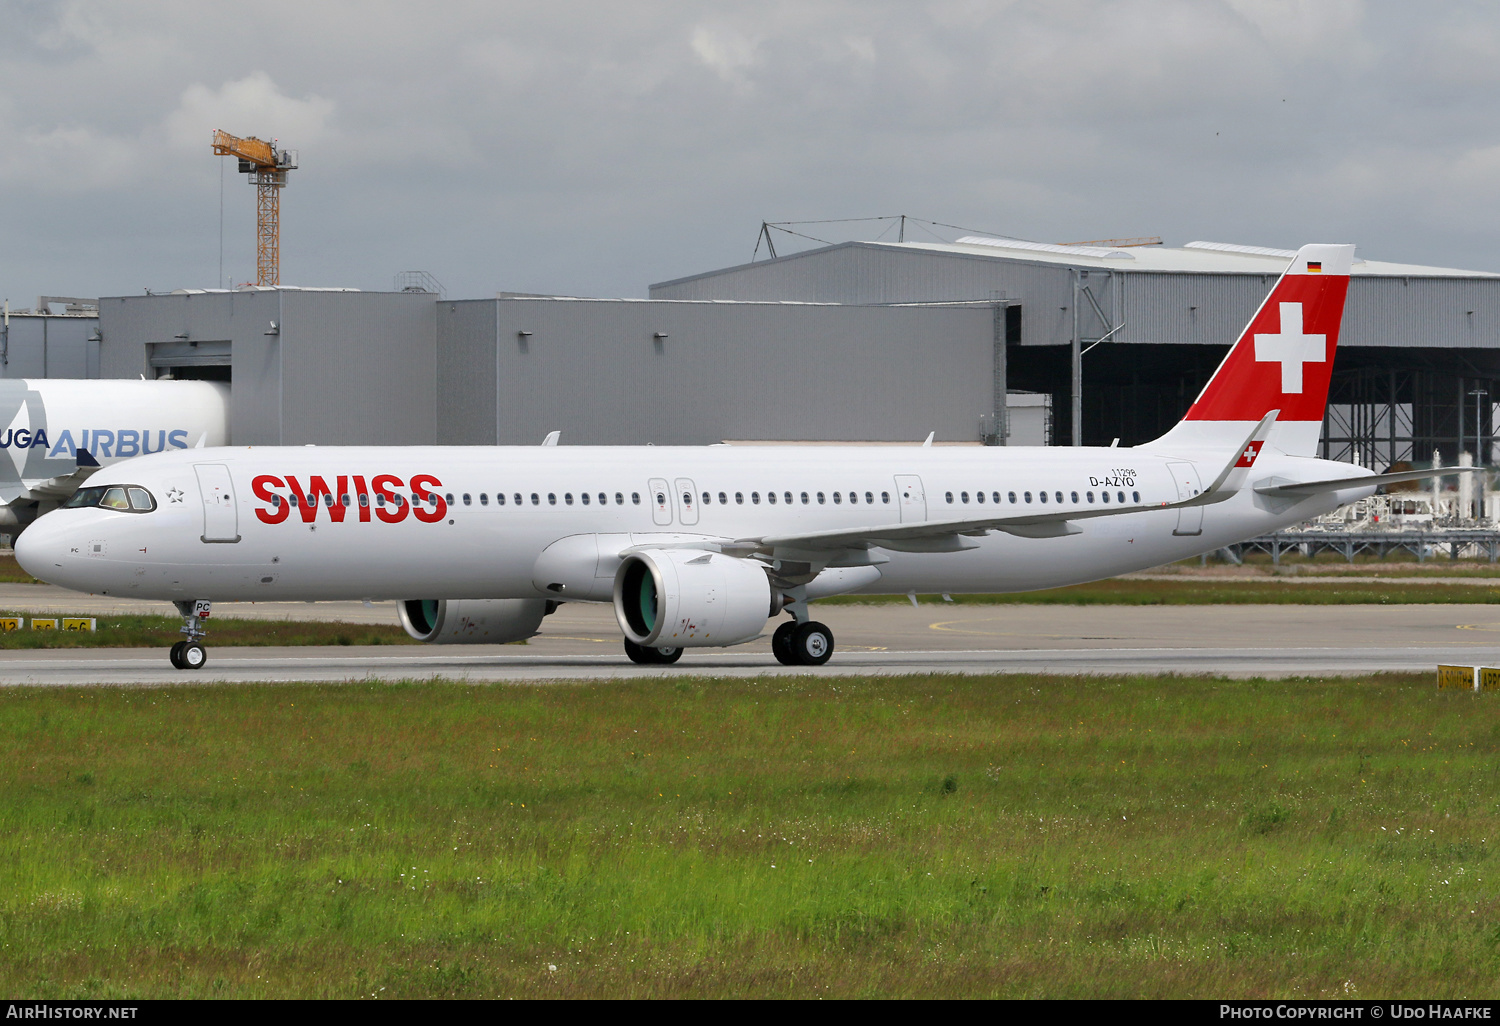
[7,234,1499,470]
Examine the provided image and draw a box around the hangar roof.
[893,237,1500,278]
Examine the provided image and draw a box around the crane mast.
[211,130,298,286]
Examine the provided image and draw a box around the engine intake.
[398,598,548,644]
[614,549,777,648]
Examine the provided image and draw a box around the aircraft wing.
[725,498,1179,558]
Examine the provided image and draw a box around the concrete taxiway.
[0,592,1494,684]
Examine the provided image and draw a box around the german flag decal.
[1307,260,1323,273]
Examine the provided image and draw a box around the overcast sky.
[3,1,1499,304]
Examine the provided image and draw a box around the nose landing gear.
[170,599,211,670]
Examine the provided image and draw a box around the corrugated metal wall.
[436,300,498,445]
[98,290,436,446]
[0,315,99,378]
[466,299,993,444]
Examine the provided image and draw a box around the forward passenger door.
[194,464,240,543]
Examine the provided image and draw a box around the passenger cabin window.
[945,491,954,504]
[1070,491,1078,503]
[816,492,825,504]
[833,492,842,504]
[581,492,590,505]
[564,493,573,505]
[768,491,777,505]
[800,492,809,505]
[1008,492,1017,503]
[632,492,641,505]
[480,493,489,506]
[1133,490,1141,503]
[736,492,744,504]
[752,492,761,504]
[785,492,793,504]
[881,492,890,503]
[868,492,876,504]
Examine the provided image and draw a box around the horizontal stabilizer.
[1254,466,1484,496]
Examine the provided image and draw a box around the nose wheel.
[169,641,208,670]
[171,599,211,671]
[772,619,834,666]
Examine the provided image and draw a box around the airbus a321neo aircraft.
[15,244,1457,670]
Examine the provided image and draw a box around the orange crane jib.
[211,130,278,168]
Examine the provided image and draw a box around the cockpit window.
[61,485,157,513]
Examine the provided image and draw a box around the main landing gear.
[771,619,835,666]
[170,599,211,670]
[623,639,683,665]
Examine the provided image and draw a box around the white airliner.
[14,245,1458,670]
[0,378,227,529]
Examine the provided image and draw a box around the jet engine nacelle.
[614,549,777,649]
[398,598,548,644]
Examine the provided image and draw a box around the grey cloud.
[0,0,1498,304]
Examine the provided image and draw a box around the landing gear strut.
[171,599,211,670]
[623,639,683,665]
[771,583,834,666]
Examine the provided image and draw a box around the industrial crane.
[211,130,298,286]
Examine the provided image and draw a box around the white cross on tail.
[1254,302,1325,394]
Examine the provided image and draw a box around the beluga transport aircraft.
[15,244,1466,670]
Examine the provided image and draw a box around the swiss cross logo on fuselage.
[1254,302,1327,394]
[1236,441,1264,468]
[251,474,447,525]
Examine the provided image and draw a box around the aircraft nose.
[15,514,74,584]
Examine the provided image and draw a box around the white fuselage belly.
[19,443,1361,603]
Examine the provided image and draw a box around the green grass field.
[1,672,1497,999]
